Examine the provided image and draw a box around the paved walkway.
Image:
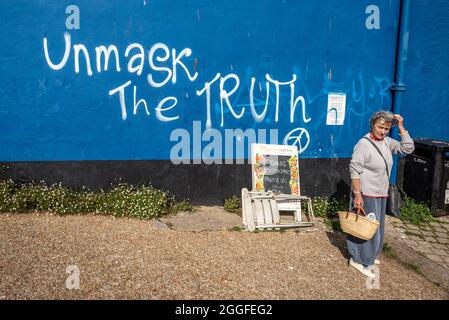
[391,216,449,270]
[384,215,449,289]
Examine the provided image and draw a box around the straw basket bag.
[338,207,380,241]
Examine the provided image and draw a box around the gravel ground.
[0,212,448,300]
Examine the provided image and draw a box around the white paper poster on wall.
[326,93,346,125]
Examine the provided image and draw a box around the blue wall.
[1,0,402,161]
[402,0,449,141]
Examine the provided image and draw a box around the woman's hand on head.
[393,114,404,128]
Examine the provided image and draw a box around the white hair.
[369,110,394,128]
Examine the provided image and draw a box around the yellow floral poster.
[251,144,300,195]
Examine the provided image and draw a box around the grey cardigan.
[349,132,415,197]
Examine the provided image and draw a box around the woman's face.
[371,119,391,140]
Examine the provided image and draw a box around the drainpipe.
[390,0,410,184]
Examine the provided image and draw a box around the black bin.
[402,138,449,216]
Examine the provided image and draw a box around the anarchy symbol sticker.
[283,128,310,154]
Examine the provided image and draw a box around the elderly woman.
[348,111,415,277]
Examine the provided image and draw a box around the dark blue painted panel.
[402,0,449,142]
[0,0,400,161]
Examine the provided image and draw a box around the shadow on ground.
[325,230,350,260]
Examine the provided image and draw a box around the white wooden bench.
[241,188,315,232]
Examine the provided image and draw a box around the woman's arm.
[351,178,363,208]
[389,114,415,155]
[349,140,366,208]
